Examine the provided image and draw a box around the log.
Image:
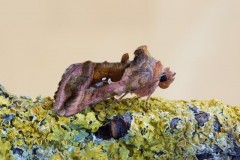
[0,84,240,159]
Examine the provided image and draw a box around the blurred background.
[0,0,240,106]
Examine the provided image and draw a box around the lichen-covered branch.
[0,84,240,159]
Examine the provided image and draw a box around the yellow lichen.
[0,139,11,159]
[0,96,10,106]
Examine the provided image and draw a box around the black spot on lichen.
[29,116,34,121]
[89,120,93,125]
[141,127,147,136]
[60,125,69,131]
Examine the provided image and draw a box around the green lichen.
[0,84,240,159]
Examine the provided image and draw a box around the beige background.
[0,0,240,106]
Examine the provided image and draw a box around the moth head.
[159,68,176,89]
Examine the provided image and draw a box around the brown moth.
[53,46,175,116]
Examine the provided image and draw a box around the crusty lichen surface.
[0,84,240,160]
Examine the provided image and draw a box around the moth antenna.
[145,95,151,110]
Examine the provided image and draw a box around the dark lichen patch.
[95,113,132,140]
[194,111,210,127]
[213,115,222,133]
[196,153,213,160]
[94,123,112,140]
[212,144,223,155]
[2,114,14,125]
[170,117,182,133]
[110,115,130,139]
[234,147,240,157]
[189,105,199,113]
[12,147,24,157]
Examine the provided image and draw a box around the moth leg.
[118,92,128,101]
[145,95,152,110]
[106,92,128,109]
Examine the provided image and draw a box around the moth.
[53,46,175,116]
